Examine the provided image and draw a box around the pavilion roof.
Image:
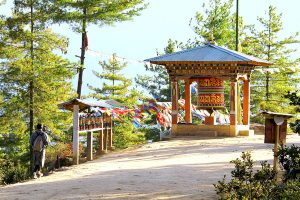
[58,98,124,111]
[144,44,271,67]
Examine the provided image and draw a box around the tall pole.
[235,0,239,51]
[235,0,241,126]
[274,124,279,180]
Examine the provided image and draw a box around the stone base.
[171,124,252,137]
[175,130,218,137]
[239,130,254,136]
[204,116,216,125]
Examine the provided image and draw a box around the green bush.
[278,144,300,181]
[290,120,300,134]
[113,121,145,149]
[214,152,276,199]
[0,156,30,185]
[271,180,300,200]
[215,150,300,199]
[141,127,161,142]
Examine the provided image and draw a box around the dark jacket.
[30,129,50,168]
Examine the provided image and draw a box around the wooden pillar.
[274,124,280,179]
[171,80,179,124]
[87,131,93,161]
[104,127,108,152]
[237,82,242,124]
[73,105,79,165]
[104,113,108,153]
[273,115,285,180]
[98,114,105,154]
[243,79,250,125]
[108,115,113,150]
[184,79,192,123]
[98,130,104,153]
[230,80,238,126]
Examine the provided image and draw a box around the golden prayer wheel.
[197,77,224,109]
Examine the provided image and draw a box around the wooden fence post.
[87,131,93,161]
[73,105,79,165]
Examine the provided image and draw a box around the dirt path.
[1,134,300,200]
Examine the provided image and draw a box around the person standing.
[30,123,50,179]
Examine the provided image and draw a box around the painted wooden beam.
[230,81,238,126]
[171,80,178,125]
[184,79,192,123]
[243,80,250,125]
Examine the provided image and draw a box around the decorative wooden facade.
[145,44,272,137]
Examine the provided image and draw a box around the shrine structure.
[145,44,271,137]
[59,98,118,165]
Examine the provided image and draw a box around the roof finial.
[206,33,217,45]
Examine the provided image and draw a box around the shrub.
[270,180,300,199]
[215,150,300,199]
[44,142,77,172]
[214,152,276,199]
[0,155,30,185]
[113,121,145,149]
[141,127,161,142]
[278,144,300,181]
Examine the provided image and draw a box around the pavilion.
[145,44,271,137]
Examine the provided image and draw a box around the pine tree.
[248,5,300,116]
[135,39,177,101]
[2,0,76,135]
[0,1,76,168]
[89,54,140,106]
[52,0,148,98]
[184,0,235,49]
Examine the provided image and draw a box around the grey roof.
[144,44,271,66]
[58,98,123,111]
[105,99,125,107]
[261,111,294,118]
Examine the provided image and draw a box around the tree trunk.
[29,0,34,172]
[77,8,87,99]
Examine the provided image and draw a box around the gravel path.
[1,134,299,200]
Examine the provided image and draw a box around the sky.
[1,0,300,96]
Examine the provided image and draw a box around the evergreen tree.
[135,39,177,101]
[89,54,140,106]
[183,0,235,49]
[284,91,300,134]
[248,6,300,116]
[0,1,76,168]
[52,0,148,98]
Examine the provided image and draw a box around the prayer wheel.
[197,77,224,109]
